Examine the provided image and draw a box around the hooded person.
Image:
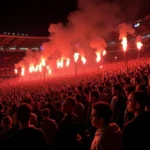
[90,102,123,150]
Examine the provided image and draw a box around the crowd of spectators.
[0,57,150,150]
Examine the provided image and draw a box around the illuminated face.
[135,85,140,92]
[125,90,130,97]
[91,109,102,128]
[111,87,116,96]
[127,94,136,113]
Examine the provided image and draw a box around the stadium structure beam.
[0,37,5,43]
[6,38,17,48]
[18,39,29,48]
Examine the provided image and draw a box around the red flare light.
[21,67,25,76]
[121,37,127,52]
[66,58,70,67]
[95,51,101,63]
[14,69,18,74]
[74,53,79,62]
[136,41,143,50]
[81,56,86,64]
[102,50,106,56]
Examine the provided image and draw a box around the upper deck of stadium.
[0,34,49,51]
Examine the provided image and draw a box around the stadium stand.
[0,34,48,51]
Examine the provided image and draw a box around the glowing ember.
[57,60,60,69]
[57,58,64,68]
[74,53,80,62]
[41,57,46,66]
[136,41,143,50]
[102,50,106,56]
[14,69,18,74]
[60,58,64,68]
[121,37,127,52]
[46,66,50,70]
[35,65,39,72]
[21,68,25,76]
[66,58,70,67]
[29,65,35,73]
[81,56,86,64]
[95,51,101,63]
[48,69,52,75]
[39,64,42,72]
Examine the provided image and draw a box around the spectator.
[5,103,48,150]
[0,116,12,149]
[91,102,123,150]
[124,86,135,123]
[40,108,58,149]
[97,86,109,103]
[111,84,126,129]
[56,97,79,150]
[123,92,150,150]
[54,101,64,124]
[0,104,7,125]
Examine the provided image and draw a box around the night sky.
[0,0,150,36]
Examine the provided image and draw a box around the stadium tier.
[0,34,49,51]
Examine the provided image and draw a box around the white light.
[8,33,10,34]
[134,23,140,28]
[4,32,6,34]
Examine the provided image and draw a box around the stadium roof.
[0,34,49,50]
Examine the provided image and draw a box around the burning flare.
[102,50,106,56]
[39,64,42,72]
[35,65,39,72]
[29,65,35,73]
[14,69,18,74]
[21,67,25,76]
[74,53,79,62]
[136,41,143,50]
[46,66,50,70]
[48,69,52,75]
[81,56,86,64]
[41,57,46,67]
[95,52,101,63]
[66,58,70,67]
[57,58,64,68]
[121,37,127,52]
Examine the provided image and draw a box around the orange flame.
[60,58,64,68]
[57,58,64,68]
[46,66,50,70]
[39,64,42,72]
[29,65,35,73]
[21,67,25,76]
[35,65,39,72]
[102,50,106,56]
[57,60,60,69]
[95,51,101,63]
[48,69,52,75]
[66,58,70,67]
[74,53,79,62]
[81,56,86,64]
[121,37,127,52]
[14,69,18,74]
[41,57,46,66]
[136,41,143,50]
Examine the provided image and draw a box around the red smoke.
[118,23,135,40]
[16,0,122,70]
